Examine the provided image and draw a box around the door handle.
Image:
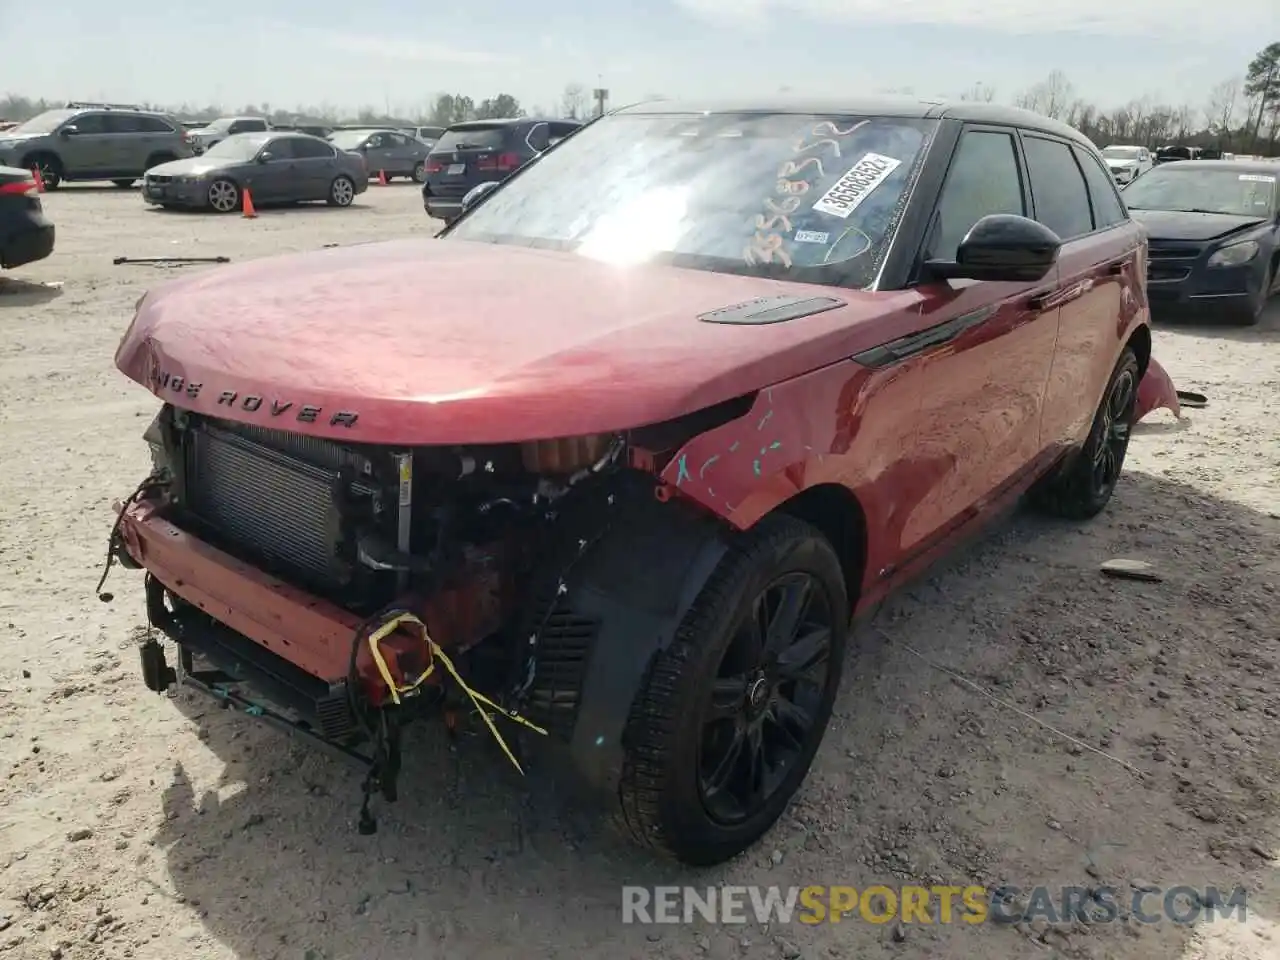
[1026,288,1057,310]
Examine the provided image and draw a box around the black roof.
[613,96,1091,147]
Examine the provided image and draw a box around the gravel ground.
[1,184,1278,960]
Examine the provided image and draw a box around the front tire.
[328,175,355,207]
[1029,347,1139,520]
[411,161,427,183]
[207,178,240,213]
[23,154,62,190]
[616,515,849,866]
[112,178,136,188]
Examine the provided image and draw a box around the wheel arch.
[772,483,867,612]
[19,149,62,172]
[1125,321,1151,377]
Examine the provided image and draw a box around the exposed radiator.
[182,419,377,589]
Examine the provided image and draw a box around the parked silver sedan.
[328,128,433,182]
[142,132,369,212]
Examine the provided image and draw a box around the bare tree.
[1014,69,1074,119]
[560,83,587,120]
[958,82,996,102]
[1203,77,1240,143]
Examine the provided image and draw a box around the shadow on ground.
[0,276,64,306]
[149,471,1280,960]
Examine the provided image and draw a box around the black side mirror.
[460,180,501,213]
[923,214,1061,284]
[257,151,273,163]
[60,125,79,138]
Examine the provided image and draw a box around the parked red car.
[106,97,1180,866]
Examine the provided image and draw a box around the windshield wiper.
[1169,208,1228,215]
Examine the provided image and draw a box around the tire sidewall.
[207,179,239,213]
[331,176,354,206]
[653,531,848,863]
[1078,349,1140,512]
[412,161,426,183]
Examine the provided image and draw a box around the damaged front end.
[100,402,734,831]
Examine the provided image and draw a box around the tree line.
[2,41,1276,151]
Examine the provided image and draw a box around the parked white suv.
[1101,145,1152,185]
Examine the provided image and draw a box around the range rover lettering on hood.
[151,369,359,428]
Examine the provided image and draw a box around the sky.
[1,0,1275,117]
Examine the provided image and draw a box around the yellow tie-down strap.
[366,611,547,774]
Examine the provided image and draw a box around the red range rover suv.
[105,97,1181,866]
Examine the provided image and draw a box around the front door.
[246,138,294,202]
[897,126,1064,554]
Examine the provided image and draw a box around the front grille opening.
[177,417,386,600]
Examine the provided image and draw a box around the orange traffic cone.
[242,187,257,218]
[31,167,44,192]
[377,169,388,186]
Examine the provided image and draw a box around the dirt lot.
[0,183,1278,960]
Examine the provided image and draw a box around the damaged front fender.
[1135,356,1181,422]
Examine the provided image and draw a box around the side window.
[108,114,144,134]
[367,133,386,148]
[244,119,267,132]
[930,130,1025,259]
[264,138,293,160]
[547,122,577,147]
[526,122,549,152]
[1072,146,1127,229]
[72,113,108,134]
[139,116,176,133]
[1022,136,1093,241]
[292,138,335,160]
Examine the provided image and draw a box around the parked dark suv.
[421,117,581,223]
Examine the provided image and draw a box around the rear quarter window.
[1072,145,1128,228]
[434,126,511,151]
[1022,135,1093,241]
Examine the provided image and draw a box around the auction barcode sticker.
[812,153,902,219]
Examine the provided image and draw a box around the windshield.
[204,134,270,161]
[202,118,234,133]
[1123,167,1276,217]
[447,112,936,288]
[1103,147,1141,160]
[435,125,511,152]
[330,130,374,149]
[9,110,77,135]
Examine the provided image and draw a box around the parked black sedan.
[1123,160,1279,325]
[142,132,368,212]
[0,165,54,269]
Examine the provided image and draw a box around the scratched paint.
[753,439,783,475]
[758,409,773,430]
[675,454,691,486]
[699,454,720,478]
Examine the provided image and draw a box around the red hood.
[115,237,918,444]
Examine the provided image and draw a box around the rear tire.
[616,514,849,866]
[1029,347,1139,520]
[112,179,136,188]
[411,161,426,183]
[145,151,178,172]
[328,175,355,207]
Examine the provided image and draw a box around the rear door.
[289,136,338,199]
[896,125,1065,554]
[1022,134,1143,451]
